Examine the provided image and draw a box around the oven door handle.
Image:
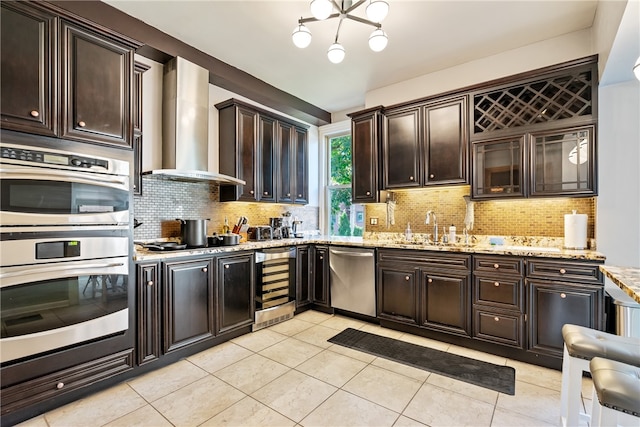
[0,261,126,285]
[0,168,128,190]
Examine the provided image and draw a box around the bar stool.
[589,357,640,427]
[560,324,640,427]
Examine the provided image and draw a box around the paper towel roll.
[564,211,587,249]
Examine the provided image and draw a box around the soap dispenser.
[405,222,413,241]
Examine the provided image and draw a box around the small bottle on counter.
[222,217,230,234]
[442,226,448,244]
[449,225,456,243]
[404,222,413,241]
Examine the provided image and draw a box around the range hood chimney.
[143,57,245,185]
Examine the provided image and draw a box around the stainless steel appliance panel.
[329,247,376,317]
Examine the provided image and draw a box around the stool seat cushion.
[590,357,640,417]
[562,324,640,366]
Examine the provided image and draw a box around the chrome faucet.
[425,210,438,243]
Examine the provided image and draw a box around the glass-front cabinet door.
[472,136,525,198]
[530,126,595,197]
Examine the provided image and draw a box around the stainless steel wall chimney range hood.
[143,57,245,185]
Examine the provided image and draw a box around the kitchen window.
[326,133,364,236]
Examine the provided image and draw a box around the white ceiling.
[104,0,601,114]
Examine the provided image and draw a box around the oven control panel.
[1,146,108,170]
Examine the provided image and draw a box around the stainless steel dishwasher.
[329,247,376,317]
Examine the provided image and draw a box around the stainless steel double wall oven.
[0,141,133,364]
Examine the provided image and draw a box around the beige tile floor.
[18,311,595,427]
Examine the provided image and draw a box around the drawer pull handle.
[78,120,86,127]
[298,194,303,197]
[264,191,268,195]
[494,317,500,322]
[429,174,435,179]
[30,110,40,118]
[56,382,64,389]
[250,190,254,195]
[560,268,566,274]
[493,263,499,269]
[494,281,500,287]
[409,176,414,181]
[428,278,433,283]
[366,191,371,196]
[560,293,567,299]
[405,276,410,281]
[147,280,154,286]
[202,267,208,273]
[224,265,229,269]
[287,193,291,197]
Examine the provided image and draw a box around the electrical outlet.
[370,217,378,225]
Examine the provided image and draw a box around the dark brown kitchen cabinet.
[296,245,312,309]
[136,262,161,365]
[472,255,525,348]
[423,96,468,185]
[1,1,57,136]
[132,62,150,195]
[349,107,383,203]
[312,246,330,307]
[162,258,215,353]
[377,265,419,325]
[472,136,525,199]
[258,115,277,202]
[217,99,309,204]
[530,125,596,197]
[382,105,421,189]
[293,126,309,204]
[527,280,602,357]
[420,269,471,337]
[218,103,258,202]
[216,252,254,335]
[277,121,294,203]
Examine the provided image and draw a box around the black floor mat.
[328,328,516,395]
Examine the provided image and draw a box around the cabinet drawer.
[527,260,602,284]
[474,255,523,275]
[1,349,133,415]
[378,250,470,271]
[473,309,523,348]
[473,276,523,311]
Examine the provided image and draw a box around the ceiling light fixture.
[292,0,389,64]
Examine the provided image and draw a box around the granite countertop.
[600,265,640,303]
[134,236,606,262]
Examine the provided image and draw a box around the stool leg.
[590,386,603,426]
[560,345,590,427]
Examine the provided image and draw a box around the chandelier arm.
[333,15,345,43]
[299,13,340,24]
[345,14,381,28]
[344,0,367,14]
[330,0,345,13]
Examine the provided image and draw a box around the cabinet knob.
[264,191,268,195]
[202,267,208,273]
[56,382,64,389]
[494,317,500,322]
[319,256,323,260]
[78,120,86,127]
[224,265,229,269]
[428,278,433,283]
[409,176,414,181]
[298,194,302,197]
[429,174,435,179]
[133,184,137,190]
[493,263,500,269]
[147,280,154,286]
[287,193,291,197]
[560,293,567,299]
[250,190,254,195]
[494,281,500,287]
[560,268,566,274]
[366,191,371,196]
[30,110,40,118]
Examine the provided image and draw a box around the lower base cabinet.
[377,265,419,325]
[312,246,330,307]
[162,258,215,353]
[296,245,312,309]
[136,262,161,365]
[420,269,471,336]
[216,252,254,335]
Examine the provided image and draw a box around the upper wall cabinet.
[0,1,140,149]
[349,107,383,203]
[383,105,422,189]
[216,99,309,204]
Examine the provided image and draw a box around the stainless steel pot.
[218,233,241,246]
[177,219,209,248]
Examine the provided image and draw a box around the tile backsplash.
[133,178,319,241]
[364,185,595,239]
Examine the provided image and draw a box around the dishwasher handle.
[329,249,374,257]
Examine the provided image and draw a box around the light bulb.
[369,28,388,52]
[634,55,640,81]
[292,23,312,48]
[310,0,333,20]
[366,0,389,23]
[327,43,345,63]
